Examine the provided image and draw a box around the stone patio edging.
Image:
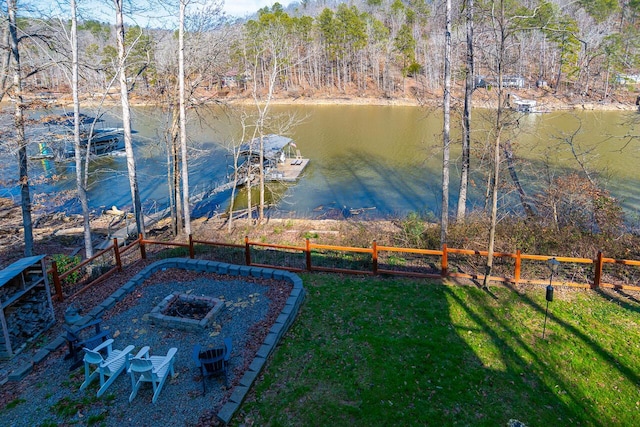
[8,258,306,425]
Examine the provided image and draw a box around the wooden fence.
[50,238,141,301]
[48,234,640,301]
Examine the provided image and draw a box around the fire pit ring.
[148,291,223,331]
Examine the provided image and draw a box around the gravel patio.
[0,259,304,426]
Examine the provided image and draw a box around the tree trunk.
[483,128,501,287]
[554,34,564,93]
[8,0,33,256]
[227,134,243,232]
[246,131,253,222]
[482,0,507,288]
[165,124,177,236]
[179,0,191,236]
[70,0,93,258]
[259,133,265,221]
[441,0,452,245]
[0,18,11,102]
[457,0,474,221]
[114,0,145,238]
[165,104,180,236]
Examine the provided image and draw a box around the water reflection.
[1,105,638,220]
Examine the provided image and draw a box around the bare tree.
[457,0,474,221]
[227,110,251,231]
[0,11,11,103]
[69,0,94,258]
[165,104,183,235]
[482,0,508,288]
[40,1,126,256]
[152,0,226,236]
[178,0,191,235]
[114,0,145,237]
[8,0,34,256]
[441,0,452,245]
[244,7,294,222]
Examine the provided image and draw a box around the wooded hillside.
[11,0,640,105]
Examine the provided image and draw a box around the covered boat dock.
[238,134,309,182]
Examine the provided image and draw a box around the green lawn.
[237,275,640,426]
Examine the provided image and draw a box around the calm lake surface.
[1,104,638,220]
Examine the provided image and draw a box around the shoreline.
[15,90,640,112]
[220,92,639,112]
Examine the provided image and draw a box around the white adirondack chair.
[80,339,135,397]
[128,346,178,404]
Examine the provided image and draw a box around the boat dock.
[237,134,310,183]
[267,158,310,182]
[507,93,539,113]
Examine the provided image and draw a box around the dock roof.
[239,134,294,160]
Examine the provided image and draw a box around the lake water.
[1,104,638,220]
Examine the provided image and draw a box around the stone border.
[8,258,305,424]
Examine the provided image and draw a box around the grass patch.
[50,391,114,422]
[238,275,640,426]
[309,250,372,271]
[51,396,95,418]
[2,398,26,411]
[155,246,191,259]
[87,411,107,425]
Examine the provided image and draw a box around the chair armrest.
[78,330,110,349]
[89,338,114,354]
[101,344,135,368]
[192,344,202,367]
[82,318,103,330]
[64,318,102,334]
[134,346,150,360]
[155,348,178,372]
[64,319,103,344]
[223,337,232,362]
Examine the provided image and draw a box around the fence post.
[51,261,63,302]
[372,240,378,275]
[441,244,448,277]
[113,238,122,271]
[305,238,312,271]
[514,249,521,285]
[189,234,195,259]
[593,251,603,289]
[139,233,147,260]
[245,236,251,266]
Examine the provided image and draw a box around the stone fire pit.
[148,291,223,331]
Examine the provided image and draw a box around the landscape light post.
[543,258,559,339]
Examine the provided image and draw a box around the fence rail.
[48,234,640,301]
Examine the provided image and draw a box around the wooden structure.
[507,93,538,113]
[0,256,55,359]
[266,158,310,182]
[49,231,640,303]
[192,337,232,393]
[63,319,111,370]
[238,134,309,183]
[36,112,125,160]
[128,346,178,403]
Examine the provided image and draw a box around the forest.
[9,0,640,103]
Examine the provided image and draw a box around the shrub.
[303,231,319,239]
[50,254,82,286]
[396,211,427,247]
